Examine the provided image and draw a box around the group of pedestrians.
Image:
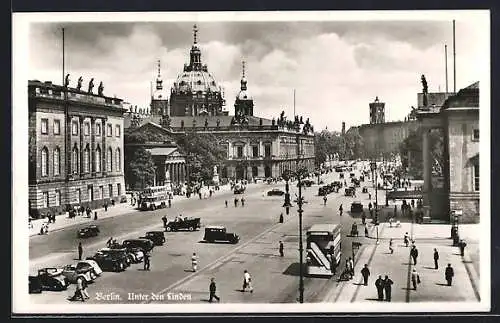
[231,197,245,207]
[208,269,254,303]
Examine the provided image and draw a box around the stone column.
[91,117,96,173]
[422,128,431,206]
[79,116,84,175]
[101,117,107,176]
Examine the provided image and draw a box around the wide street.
[29,167,379,304]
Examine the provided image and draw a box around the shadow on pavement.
[435,283,450,286]
[365,298,383,301]
[283,263,301,276]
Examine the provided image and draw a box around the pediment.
[129,122,176,143]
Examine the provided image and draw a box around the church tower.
[151,60,169,116]
[234,60,254,116]
[369,96,385,124]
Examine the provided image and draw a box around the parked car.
[141,231,167,245]
[29,276,43,294]
[165,218,201,232]
[267,188,285,196]
[122,238,154,253]
[61,263,96,284]
[203,226,240,244]
[345,187,355,197]
[351,178,361,187]
[76,260,103,277]
[32,268,69,291]
[351,201,364,213]
[123,247,144,263]
[87,248,129,272]
[233,183,246,194]
[77,225,100,238]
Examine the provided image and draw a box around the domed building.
[169,25,227,117]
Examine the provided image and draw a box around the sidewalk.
[28,183,236,237]
[324,222,480,303]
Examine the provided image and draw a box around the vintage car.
[345,187,355,197]
[332,181,343,188]
[267,188,285,196]
[122,246,144,263]
[351,178,361,187]
[76,260,103,277]
[362,186,369,193]
[122,238,154,253]
[87,248,130,272]
[77,225,100,238]
[203,226,240,244]
[141,231,167,245]
[32,268,69,291]
[298,179,315,187]
[29,276,43,293]
[233,183,246,194]
[165,218,201,232]
[350,201,364,213]
[61,262,96,283]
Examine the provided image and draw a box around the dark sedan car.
[267,189,285,196]
[32,268,69,292]
[351,201,364,213]
[87,248,129,272]
[203,226,239,244]
[141,231,166,246]
[77,225,100,238]
[122,238,154,253]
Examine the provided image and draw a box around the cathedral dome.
[172,70,222,94]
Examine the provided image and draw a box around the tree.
[125,148,156,190]
[314,130,343,166]
[344,127,365,160]
[176,132,227,184]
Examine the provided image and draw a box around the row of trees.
[314,128,365,166]
[124,129,227,190]
[399,128,444,179]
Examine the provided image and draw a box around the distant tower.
[369,96,385,124]
[151,60,169,116]
[341,122,346,135]
[234,60,254,116]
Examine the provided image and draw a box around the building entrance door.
[264,165,271,178]
[235,165,245,180]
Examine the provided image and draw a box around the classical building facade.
[417,82,479,223]
[28,79,126,217]
[124,25,315,182]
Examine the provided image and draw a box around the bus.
[140,185,169,211]
[305,224,341,277]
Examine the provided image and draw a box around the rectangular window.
[84,122,90,136]
[252,146,259,158]
[265,145,271,157]
[54,190,61,206]
[99,186,104,200]
[72,121,78,135]
[117,183,121,196]
[108,184,113,198]
[42,192,49,208]
[88,185,93,201]
[237,146,243,158]
[76,188,81,204]
[473,129,479,141]
[53,120,61,135]
[107,124,112,137]
[41,118,48,134]
[115,125,121,137]
[474,163,479,191]
[96,123,101,136]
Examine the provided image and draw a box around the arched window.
[83,145,90,173]
[72,147,78,174]
[115,148,121,172]
[95,146,101,172]
[41,147,48,176]
[107,147,112,172]
[53,147,60,176]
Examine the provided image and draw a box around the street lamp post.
[297,172,304,303]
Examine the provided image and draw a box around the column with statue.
[212,165,220,186]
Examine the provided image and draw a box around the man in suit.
[433,248,440,269]
[445,263,454,286]
[375,275,385,301]
[384,275,394,302]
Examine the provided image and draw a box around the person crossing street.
[360,264,370,286]
[279,241,284,257]
[410,245,419,265]
[78,242,83,261]
[209,278,220,303]
[339,204,343,216]
[384,275,394,302]
[445,263,454,286]
[242,270,253,293]
[433,248,440,269]
[411,268,421,290]
[375,275,385,301]
[323,195,327,206]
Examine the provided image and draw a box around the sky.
[27,13,488,132]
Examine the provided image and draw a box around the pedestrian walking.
[339,204,343,216]
[389,238,394,254]
[404,232,409,247]
[364,226,369,237]
[348,257,354,277]
[411,268,421,290]
[241,197,245,207]
[143,251,151,271]
[279,241,284,257]
[458,239,467,256]
[361,264,370,286]
[368,193,372,200]
[78,242,83,260]
[94,211,98,220]
[104,202,108,212]
[362,212,366,225]
[323,195,327,206]
[410,245,419,265]
[384,275,393,302]
[69,276,85,302]
[242,270,253,293]
[279,213,284,223]
[445,263,454,286]
[168,199,172,208]
[433,248,440,269]
[225,200,228,208]
[234,197,239,207]
[81,277,90,299]
[375,275,385,301]
[106,237,113,248]
[191,252,198,272]
[209,278,220,302]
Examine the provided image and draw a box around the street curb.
[462,251,481,301]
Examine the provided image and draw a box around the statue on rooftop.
[64,74,70,87]
[77,77,83,91]
[98,81,104,96]
[88,78,94,94]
